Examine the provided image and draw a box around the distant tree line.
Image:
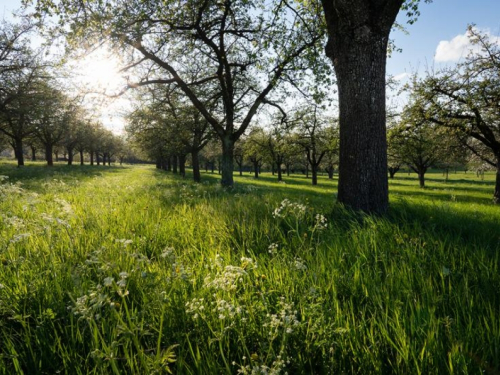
[0,19,132,167]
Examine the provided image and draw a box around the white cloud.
[393,72,410,81]
[435,28,500,63]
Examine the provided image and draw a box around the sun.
[71,48,125,94]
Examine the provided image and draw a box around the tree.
[30,0,325,187]
[32,82,74,166]
[294,105,338,185]
[387,101,458,188]
[414,27,500,202]
[320,0,429,213]
[244,128,266,179]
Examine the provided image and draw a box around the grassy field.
[0,161,499,374]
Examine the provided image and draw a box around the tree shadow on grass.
[0,161,125,190]
[389,198,500,252]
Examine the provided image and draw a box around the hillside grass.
[0,161,498,374]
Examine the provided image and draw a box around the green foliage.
[0,162,498,373]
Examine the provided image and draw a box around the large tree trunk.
[192,151,201,182]
[80,150,84,165]
[90,151,94,166]
[45,144,54,167]
[14,138,24,167]
[286,163,290,177]
[30,146,36,161]
[220,136,234,186]
[277,162,282,181]
[322,1,401,214]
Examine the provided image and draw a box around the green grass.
[0,161,499,374]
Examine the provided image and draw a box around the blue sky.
[2,0,500,128]
[388,0,500,78]
[4,0,499,75]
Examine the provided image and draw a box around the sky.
[2,0,500,131]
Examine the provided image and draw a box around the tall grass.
[0,162,498,374]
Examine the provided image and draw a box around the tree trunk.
[277,162,282,181]
[30,146,36,161]
[220,137,234,186]
[322,2,400,214]
[90,151,94,166]
[253,161,259,178]
[45,144,54,167]
[211,162,215,174]
[80,150,84,165]
[305,163,309,178]
[54,151,59,162]
[418,171,425,188]
[172,155,178,173]
[286,163,290,177]
[328,166,334,179]
[14,138,24,167]
[179,154,186,177]
[271,163,275,176]
[67,149,74,165]
[494,157,500,204]
[96,153,100,166]
[311,164,318,185]
[192,151,201,182]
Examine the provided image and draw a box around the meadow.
[0,161,498,374]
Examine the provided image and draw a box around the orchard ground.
[0,161,498,374]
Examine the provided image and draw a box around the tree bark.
[253,161,259,178]
[311,164,318,185]
[179,154,186,177]
[286,163,290,177]
[277,162,282,181]
[192,151,201,182]
[45,144,54,167]
[67,149,74,165]
[30,146,36,161]
[14,138,24,167]
[494,157,500,204]
[418,171,425,188]
[328,166,334,179]
[172,155,178,173]
[220,137,234,186]
[322,0,402,214]
[90,151,94,166]
[80,150,84,165]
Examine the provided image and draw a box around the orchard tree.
[414,28,500,202]
[294,105,338,186]
[388,100,459,188]
[31,0,326,187]
[321,0,430,213]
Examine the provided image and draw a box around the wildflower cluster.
[264,297,301,336]
[268,243,279,255]
[272,199,307,219]
[293,257,307,271]
[236,354,289,375]
[314,214,328,230]
[204,265,248,291]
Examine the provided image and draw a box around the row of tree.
[0,19,128,167]
[388,27,500,201]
